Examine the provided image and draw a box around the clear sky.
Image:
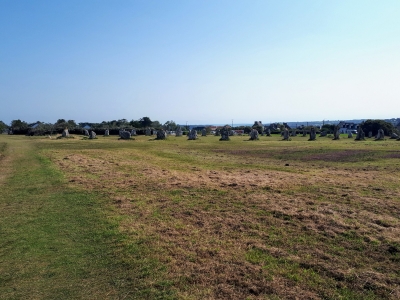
[1,0,399,126]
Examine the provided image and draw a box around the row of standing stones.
[280,125,399,141]
[353,127,399,141]
[55,127,400,141]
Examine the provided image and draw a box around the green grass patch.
[0,137,174,299]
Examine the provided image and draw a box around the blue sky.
[1,0,399,126]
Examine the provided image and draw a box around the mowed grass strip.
[0,136,174,300]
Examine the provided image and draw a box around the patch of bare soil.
[49,149,400,299]
[303,150,373,162]
[385,150,400,158]
[215,148,377,162]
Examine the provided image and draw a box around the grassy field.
[0,133,399,299]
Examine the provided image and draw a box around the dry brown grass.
[44,136,400,299]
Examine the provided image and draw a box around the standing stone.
[104,129,110,136]
[390,132,399,139]
[282,128,290,141]
[355,126,365,141]
[249,128,259,140]
[215,129,221,136]
[187,129,198,140]
[202,129,207,136]
[320,131,327,137]
[291,129,297,137]
[332,125,340,140]
[62,128,69,137]
[156,129,167,140]
[309,127,316,141]
[266,128,271,136]
[175,127,182,137]
[355,126,365,140]
[302,129,307,137]
[368,131,372,138]
[348,132,353,138]
[8,128,13,135]
[375,128,385,140]
[119,130,131,139]
[219,126,230,141]
[131,129,137,136]
[84,129,89,136]
[89,131,96,139]
[145,128,151,136]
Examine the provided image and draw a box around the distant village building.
[26,122,45,136]
[337,121,358,134]
[29,122,41,129]
[233,130,244,135]
[266,123,279,131]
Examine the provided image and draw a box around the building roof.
[29,122,41,128]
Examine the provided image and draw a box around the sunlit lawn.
[1,133,399,299]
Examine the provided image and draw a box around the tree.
[205,126,212,134]
[140,117,152,128]
[116,119,129,127]
[244,126,252,134]
[11,119,28,131]
[54,119,69,131]
[28,122,55,136]
[0,120,8,132]
[92,123,102,129]
[360,119,397,136]
[67,120,77,128]
[130,119,141,128]
[163,120,177,131]
[44,123,55,135]
[151,120,162,129]
[321,124,335,133]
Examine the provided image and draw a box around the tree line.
[1,118,398,136]
[1,117,184,135]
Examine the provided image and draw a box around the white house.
[338,121,358,134]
